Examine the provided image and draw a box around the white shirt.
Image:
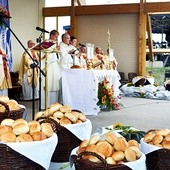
[59,42,73,69]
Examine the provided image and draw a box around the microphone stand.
[0,17,46,120]
[36,35,43,111]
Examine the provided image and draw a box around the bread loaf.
[13,123,29,135]
[32,131,47,141]
[1,132,16,143]
[41,123,53,137]
[16,133,33,142]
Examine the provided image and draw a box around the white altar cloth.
[62,69,121,115]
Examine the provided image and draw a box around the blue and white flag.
[0,0,12,71]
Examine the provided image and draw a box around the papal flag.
[0,0,12,71]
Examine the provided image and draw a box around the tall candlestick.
[107,29,111,50]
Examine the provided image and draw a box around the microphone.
[36,27,49,33]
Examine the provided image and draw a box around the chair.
[8,71,22,101]
[119,72,129,85]
[128,72,138,82]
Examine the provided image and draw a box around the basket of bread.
[35,102,92,162]
[0,118,57,170]
[72,132,146,170]
[0,96,25,122]
[141,128,170,170]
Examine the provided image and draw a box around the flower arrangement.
[97,78,120,111]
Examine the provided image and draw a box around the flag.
[0,0,12,71]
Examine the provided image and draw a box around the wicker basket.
[74,151,131,170]
[37,117,82,162]
[0,144,45,170]
[146,149,170,170]
[0,101,25,123]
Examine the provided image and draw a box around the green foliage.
[146,66,170,85]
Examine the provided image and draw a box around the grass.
[146,66,170,85]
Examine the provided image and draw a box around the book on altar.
[31,41,55,51]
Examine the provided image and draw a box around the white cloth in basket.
[63,119,92,141]
[0,133,58,170]
[140,138,161,155]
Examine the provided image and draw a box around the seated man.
[18,40,39,100]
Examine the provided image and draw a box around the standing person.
[41,29,61,108]
[78,45,88,69]
[18,40,39,100]
[0,47,12,95]
[59,33,73,69]
[69,36,80,66]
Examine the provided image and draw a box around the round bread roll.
[114,137,128,152]
[88,152,105,163]
[125,147,137,162]
[65,112,78,123]
[106,157,116,165]
[96,141,113,157]
[41,123,53,137]
[0,95,9,103]
[29,124,41,135]
[32,131,47,141]
[28,120,40,126]
[77,139,89,154]
[49,102,62,114]
[16,133,33,142]
[152,134,164,145]
[13,123,29,135]
[78,112,86,122]
[59,117,72,125]
[75,119,83,124]
[53,111,64,119]
[105,133,118,145]
[162,141,170,149]
[34,111,44,120]
[7,100,21,111]
[165,134,170,142]
[157,129,170,137]
[88,135,101,145]
[128,146,141,158]
[60,105,72,113]
[77,140,89,154]
[71,111,79,118]
[112,151,125,161]
[43,109,50,117]
[128,140,139,148]
[86,144,98,153]
[1,118,15,126]
[12,118,28,128]
[0,125,13,135]
[1,132,16,143]
[0,105,5,112]
[144,132,156,143]
[80,139,89,148]
[49,116,60,123]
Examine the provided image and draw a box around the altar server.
[19,40,39,100]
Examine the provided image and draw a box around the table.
[62,69,121,115]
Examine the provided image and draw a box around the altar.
[62,69,121,115]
